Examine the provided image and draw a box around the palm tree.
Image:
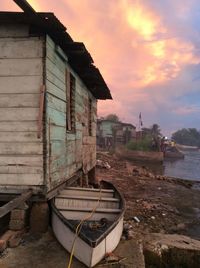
[151,124,162,138]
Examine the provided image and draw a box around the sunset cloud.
[173,106,200,115]
[118,0,200,86]
[1,0,200,135]
[122,0,164,41]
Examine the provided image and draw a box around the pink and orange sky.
[1,0,200,136]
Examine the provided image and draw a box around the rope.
[67,186,102,268]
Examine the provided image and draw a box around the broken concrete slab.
[113,239,145,268]
[144,233,200,267]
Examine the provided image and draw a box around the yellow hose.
[67,187,102,268]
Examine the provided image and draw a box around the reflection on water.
[136,150,200,181]
[129,150,200,181]
[163,150,200,181]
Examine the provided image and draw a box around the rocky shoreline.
[96,151,200,266]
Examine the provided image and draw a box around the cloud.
[173,106,200,115]
[119,0,200,86]
[1,0,200,134]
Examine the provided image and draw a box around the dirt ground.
[1,151,200,268]
[96,152,200,240]
[0,230,145,268]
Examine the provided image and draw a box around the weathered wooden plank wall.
[45,36,97,192]
[0,25,44,190]
[0,25,98,195]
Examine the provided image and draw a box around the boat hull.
[164,151,184,159]
[52,209,124,267]
[51,181,125,267]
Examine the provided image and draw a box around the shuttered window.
[88,98,92,136]
[66,70,76,132]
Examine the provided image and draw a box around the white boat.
[51,181,125,267]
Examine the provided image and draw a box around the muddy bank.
[96,152,200,239]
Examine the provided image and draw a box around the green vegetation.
[126,123,162,152]
[126,137,153,151]
[172,128,200,146]
[105,114,120,122]
[142,123,162,138]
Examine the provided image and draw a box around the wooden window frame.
[88,98,92,136]
[66,70,76,132]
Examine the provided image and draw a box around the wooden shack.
[0,2,112,201]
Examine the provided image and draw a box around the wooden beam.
[13,0,36,14]
[46,171,82,200]
[0,190,32,218]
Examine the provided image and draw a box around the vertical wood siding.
[45,36,97,192]
[0,25,44,190]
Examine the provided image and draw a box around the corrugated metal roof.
[0,10,112,99]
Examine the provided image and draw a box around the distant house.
[113,123,136,145]
[97,119,118,148]
[0,5,111,200]
[97,119,136,148]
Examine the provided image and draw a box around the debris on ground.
[96,151,200,238]
[96,159,111,169]
[0,230,24,253]
[104,252,122,263]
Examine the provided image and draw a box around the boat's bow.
[51,181,125,267]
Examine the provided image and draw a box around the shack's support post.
[9,202,29,231]
[30,202,49,234]
[88,167,98,186]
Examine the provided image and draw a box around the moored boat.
[51,181,125,267]
[164,146,184,159]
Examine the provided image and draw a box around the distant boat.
[164,149,184,159]
[51,181,125,267]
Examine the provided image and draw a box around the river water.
[163,150,200,181]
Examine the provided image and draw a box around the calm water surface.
[164,150,200,181]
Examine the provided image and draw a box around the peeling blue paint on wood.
[0,27,98,196]
[45,35,97,191]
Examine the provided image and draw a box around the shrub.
[126,137,153,151]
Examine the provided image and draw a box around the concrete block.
[9,219,24,231]
[9,203,29,231]
[10,209,26,221]
[144,233,200,268]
